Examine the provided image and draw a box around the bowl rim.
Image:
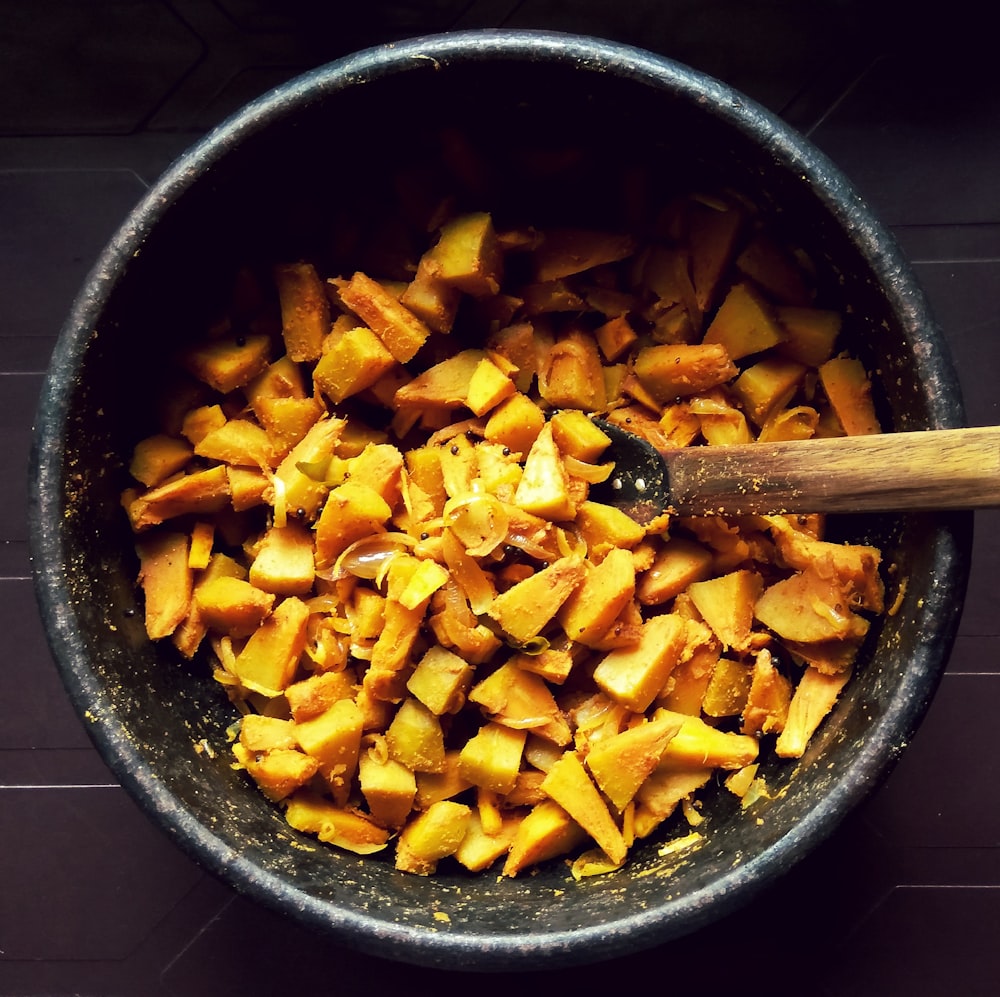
[28,28,972,970]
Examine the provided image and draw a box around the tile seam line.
[894,883,1000,890]
[910,257,1000,265]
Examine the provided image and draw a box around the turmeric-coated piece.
[125,182,890,880]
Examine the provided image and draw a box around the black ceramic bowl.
[29,30,971,970]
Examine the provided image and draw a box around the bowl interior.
[31,32,971,969]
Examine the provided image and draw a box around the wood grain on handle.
[664,426,1000,516]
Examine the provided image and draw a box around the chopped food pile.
[123,179,886,878]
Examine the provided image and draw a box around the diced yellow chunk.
[257,395,324,458]
[513,422,575,521]
[653,709,759,770]
[468,662,571,746]
[285,669,357,722]
[502,799,587,877]
[687,569,763,652]
[395,800,473,875]
[136,530,193,639]
[397,558,449,611]
[585,714,683,811]
[294,698,363,804]
[313,325,397,404]
[182,333,271,394]
[574,501,647,552]
[557,547,636,648]
[335,271,432,363]
[129,434,192,488]
[239,714,299,753]
[271,416,345,522]
[537,330,607,411]
[314,481,392,570]
[455,810,522,873]
[731,357,808,428]
[702,282,786,361]
[425,211,503,297]
[284,791,390,854]
[483,392,546,455]
[634,767,713,837]
[399,255,462,333]
[386,698,446,773]
[233,742,318,802]
[633,343,738,403]
[776,306,841,366]
[180,404,227,446]
[487,555,585,645]
[754,567,870,644]
[230,596,309,697]
[549,410,611,462]
[226,467,269,511]
[274,261,330,362]
[701,657,753,718]
[126,465,230,531]
[188,520,214,570]
[393,349,485,410]
[742,648,792,736]
[636,536,713,606]
[775,666,852,758]
[466,356,516,416]
[592,612,686,712]
[735,234,812,306]
[594,313,638,362]
[358,750,417,828]
[539,751,626,866]
[406,645,474,716]
[458,722,526,795]
[248,522,315,596]
[688,200,744,312]
[194,575,275,638]
[532,228,636,282]
[819,356,882,436]
[414,750,472,809]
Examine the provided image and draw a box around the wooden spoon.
[591,420,1000,525]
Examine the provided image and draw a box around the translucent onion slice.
[504,528,558,562]
[563,455,615,484]
[426,417,487,448]
[270,472,288,528]
[363,732,390,764]
[442,528,496,616]
[443,493,509,558]
[555,526,587,559]
[304,592,341,614]
[493,714,552,730]
[324,532,416,581]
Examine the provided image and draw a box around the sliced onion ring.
[443,493,509,558]
[323,532,416,581]
[563,455,615,484]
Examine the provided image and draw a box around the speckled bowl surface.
[29,30,971,971]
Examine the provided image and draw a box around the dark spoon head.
[591,419,671,526]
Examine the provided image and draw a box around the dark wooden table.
[3,2,998,993]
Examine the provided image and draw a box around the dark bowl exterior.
[28,30,971,970]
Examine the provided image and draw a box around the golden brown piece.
[274,262,330,362]
[124,184,890,880]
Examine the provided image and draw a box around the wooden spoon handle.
[664,425,1000,516]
